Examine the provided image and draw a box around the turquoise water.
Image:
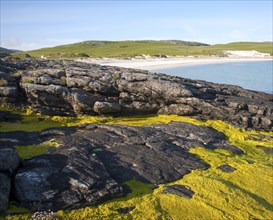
[153,61,273,94]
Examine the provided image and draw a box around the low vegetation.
[15,139,60,160]
[11,40,273,59]
[1,108,273,220]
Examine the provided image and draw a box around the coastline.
[77,56,273,71]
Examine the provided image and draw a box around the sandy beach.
[77,50,272,71]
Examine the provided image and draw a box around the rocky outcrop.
[3,121,243,211]
[0,58,272,214]
[0,58,272,131]
[0,148,20,212]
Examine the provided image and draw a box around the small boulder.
[163,184,195,199]
[117,206,135,214]
[217,164,236,173]
[158,104,198,116]
[93,101,121,114]
[24,54,32,58]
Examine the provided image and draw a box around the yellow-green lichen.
[15,139,60,160]
[2,108,273,220]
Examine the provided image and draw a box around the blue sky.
[1,0,272,50]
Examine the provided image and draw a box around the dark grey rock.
[256,145,273,154]
[9,121,241,212]
[0,110,22,122]
[0,148,20,174]
[0,127,76,149]
[0,173,10,213]
[163,184,195,199]
[217,164,237,173]
[117,206,135,214]
[14,145,123,211]
[93,101,121,114]
[58,122,240,185]
[1,58,272,131]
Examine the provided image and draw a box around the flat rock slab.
[163,184,195,199]
[60,122,242,184]
[217,164,237,173]
[13,122,242,211]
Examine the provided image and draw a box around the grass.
[1,108,273,220]
[11,40,273,59]
[0,112,64,132]
[15,139,60,160]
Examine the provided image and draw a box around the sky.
[0,0,272,51]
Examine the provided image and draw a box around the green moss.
[6,201,30,215]
[15,139,60,160]
[59,76,67,85]
[0,107,65,132]
[0,115,64,132]
[120,180,155,200]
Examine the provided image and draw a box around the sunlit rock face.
[1,58,273,131]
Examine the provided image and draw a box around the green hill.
[12,40,273,59]
[0,47,22,57]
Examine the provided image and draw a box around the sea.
[152,61,273,94]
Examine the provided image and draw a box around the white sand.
[77,50,272,71]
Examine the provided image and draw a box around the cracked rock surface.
[0,58,272,131]
[5,122,242,211]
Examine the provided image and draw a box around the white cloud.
[1,38,84,51]
[1,38,23,49]
[1,39,42,51]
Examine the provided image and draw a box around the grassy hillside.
[0,47,22,58]
[12,40,273,59]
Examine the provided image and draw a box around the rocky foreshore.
[1,122,242,211]
[0,58,272,131]
[0,58,273,214]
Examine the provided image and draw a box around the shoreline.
[77,56,273,71]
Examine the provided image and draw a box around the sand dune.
[77,50,272,70]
